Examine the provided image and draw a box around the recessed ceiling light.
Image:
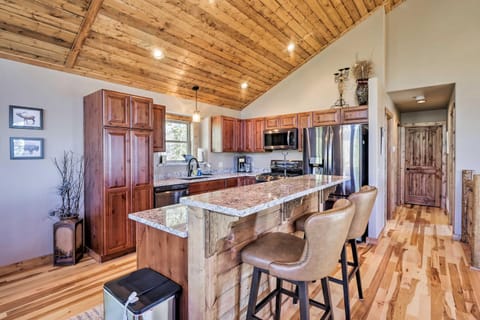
[287,42,295,53]
[415,95,426,104]
[241,82,248,89]
[153,49,164,60]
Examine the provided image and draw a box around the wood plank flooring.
[1,205,479,319]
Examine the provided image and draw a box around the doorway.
[403,125,443,206]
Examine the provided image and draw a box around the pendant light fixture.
[192,85,201,123]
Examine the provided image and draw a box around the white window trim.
[165,119,192,163]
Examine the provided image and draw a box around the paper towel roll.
[197,148,205,162]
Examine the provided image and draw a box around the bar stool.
[241,199,355,320]
[294,186,378,320]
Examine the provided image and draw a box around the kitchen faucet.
[187,157,199,177]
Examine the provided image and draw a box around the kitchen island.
[130,174,347,319]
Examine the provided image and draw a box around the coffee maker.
[236,155,246,172]
[234,155,252,172]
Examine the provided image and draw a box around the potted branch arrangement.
[50,151,84,266]
[351,60,373,106]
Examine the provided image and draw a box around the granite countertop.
[128,204,188,238]
[180,174,348,217]
[154,172,257,187]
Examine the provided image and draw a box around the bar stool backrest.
[269,200,355,282]
[346,185,378,240]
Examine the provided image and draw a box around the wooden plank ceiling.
[0,0,404,110]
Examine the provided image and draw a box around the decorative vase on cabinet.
[356,79,369,106]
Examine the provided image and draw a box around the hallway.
[342,205,480,319]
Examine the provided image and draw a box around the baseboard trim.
[0,254,52,277]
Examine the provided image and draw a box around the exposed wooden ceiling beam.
[65,0,104,68]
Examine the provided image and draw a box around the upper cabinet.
[210,107,367,153]
[312,106,368,126]
[312,109,341,126]
[341,106,368,124]
[253,118,265,152]
[103,91,130,128]
[297,112,312,152]
[211,116,241,152]
[265,113,298,130]
[131,96,153,129]
[242,118,265,153]
[102,90,153,129]
[152,104,166,152]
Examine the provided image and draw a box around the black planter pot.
[356,79,369,106]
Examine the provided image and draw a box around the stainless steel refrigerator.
[303,124,368,200]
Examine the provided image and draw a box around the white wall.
[400,109,447,124]
[386,0,480,237]
[0,58,238,266]
[242,9,388,238]
[241,9,386,118]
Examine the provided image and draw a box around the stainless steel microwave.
[263,128,298,150]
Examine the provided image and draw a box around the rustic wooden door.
[404,126,442,206]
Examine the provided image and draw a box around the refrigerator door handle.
[287,130,291,146]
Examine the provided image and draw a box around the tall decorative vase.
[356,79,369,106]
[53,217,83,266]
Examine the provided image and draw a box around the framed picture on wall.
[9,105,44,130]
[10,137,44,160]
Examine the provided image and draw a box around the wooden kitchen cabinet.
[131,96,153,129]
[189,179,226,195]
[84,89,153,262]
[225,177,239,189]
[242,119,255,152]
[211,116,241,152]
[103,91,130,128]
[265,113,297,129]
[341,106,368,124]
[253,118,265,152]
[152,104,166,152]
[297,112,312,152]
[238,176,257,186]
[312,109,341,126]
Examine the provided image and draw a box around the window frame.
[165,118,191,163]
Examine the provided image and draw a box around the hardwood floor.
[0,253,136,319]
[1,205,479,319]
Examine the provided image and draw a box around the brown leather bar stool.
[241,199,355,320]
[294,186,377,320]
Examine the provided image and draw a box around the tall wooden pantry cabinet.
[84,89,153,262]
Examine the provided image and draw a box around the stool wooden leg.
[340,244,350,320]
[350,239,363,300]
[321,277,333,320]
[274,278,282,320]
[246,267,262,319]
[298,281,310,320]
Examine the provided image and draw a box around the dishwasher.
[154,183,189,208]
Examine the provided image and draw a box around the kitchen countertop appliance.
[234,155,252,173]
[255,160,303,183]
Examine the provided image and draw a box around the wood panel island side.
[129,174,347,319]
